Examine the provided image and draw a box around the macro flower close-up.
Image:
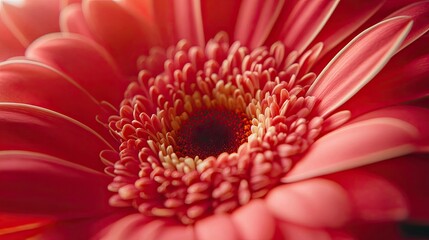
[0,0,428,239]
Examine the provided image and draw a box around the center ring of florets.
[105,33,324,224]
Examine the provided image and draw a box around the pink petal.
[327,170,408,221]
[234,0,285,48]
[267,0,339,54]
[39,211,130,239]
[0,16,25,60]
[0,151,112,218]
[170,0,205,47]
[307,17,412,117]
[26,33,127,105]
[364,154,429,222]
[275,222,332,240]
[311,0,384,57]
[94,214,174,240]
[60,3,98,40]
[195,214,240,240]
[231,199,276,240]
[283,116,420,182]
[0,59,109,136]
[266,178,352,228]
[201,0,241,40]
[60,0,82,8]
[83,0,156,74]
[0,0,60,46]
[152,225,195,240]
[340,36,429,116]
[349,106,429,150]
[0,213,53,240]
[0,103,114,171]
[150,0,176,47]
[386,1,429,51]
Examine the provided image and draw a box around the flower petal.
[386,1,429,51]
[268,0,339,54]
[0,16,25,60]
[340,36,429,117]
[0,213,53,240]
[231,199,276,240]
[0,59,109,136]
[364,154,429,222]
[60,3,98,40]
[266,178,352,228]
[311,0,384,56]
[234,0,285,48]
[94,214,173,240]
[349,106,429,150]
[83,0,155,74]
[283,116,421,182]
[0,103,114,171]
[195,214,240,240]
[307,17,412,117]
[327,170,408,221]
[26,33,127,105]
[201,0,241,40]
[152,225,195,240]
[170,0,205,47]
[0,0,60,46]
[40,211,130,240]
[0,151,112,218]
[275,222,332,240]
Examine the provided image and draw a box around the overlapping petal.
[307,17,412,117]
[0,103,113,171]
[0,151,112,218]
[26,33,127,105]
[283,106,429,182]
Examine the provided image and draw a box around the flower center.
[176,109,251,159]
[104,32,324,224]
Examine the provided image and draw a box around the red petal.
[340,36,429,116]
[26,33,127,105]
[195,214,240,240]
[152,225,195,240]
[201,0,241,41]
[170,0,205,46]
[0,151,112,218]
[275,221,332,240]
[83,0,156,75]
[234,0,285,48]
[311,0,384,57]
[0,15,25,60]
[386,1,429,51]
[94,214,171,240]
[60,3,99,40]
[307,17,412,117]
[0,60,109,136]
[364,154,429,222]
[0,0,60,45]
[283,115,421,182]
[267,0,339,54]
[350,106,429,150]
[0,213,53,240]
[266,179,352,228]
[0,103,113,171]
[231,199,276,240]
[326,170,408,221]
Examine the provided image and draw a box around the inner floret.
[176,108,251,159]
[105,32,324,224]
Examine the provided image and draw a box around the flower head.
[0,0,429,239]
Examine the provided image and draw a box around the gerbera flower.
[0,0,428,239]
